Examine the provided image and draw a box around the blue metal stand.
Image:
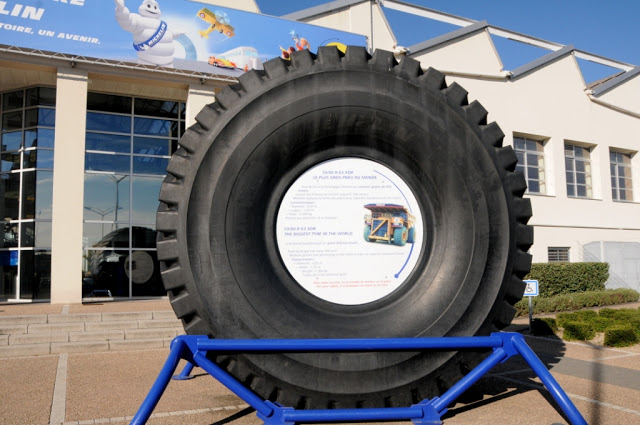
[131,332,587,425]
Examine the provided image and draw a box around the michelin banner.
[0,0,367,74]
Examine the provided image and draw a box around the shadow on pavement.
[209,406,256,425]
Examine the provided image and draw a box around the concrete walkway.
[1,300,639,424]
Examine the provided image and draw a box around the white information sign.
[524,279,539,297]
[276,158,423,305]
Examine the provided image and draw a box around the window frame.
[564,142,593,199]
[513,135,547,195]
[609,149,634,202]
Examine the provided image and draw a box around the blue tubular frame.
[130,332,587,425]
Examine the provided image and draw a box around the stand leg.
[512,336,588,425]
[130,338,187,425]
[173,360,195,380]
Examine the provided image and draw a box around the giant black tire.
[156,46,533,409]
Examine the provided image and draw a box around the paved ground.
[1,300,639,425]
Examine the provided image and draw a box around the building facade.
[1,0,638,303]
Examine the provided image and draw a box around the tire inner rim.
[276,157,423,305]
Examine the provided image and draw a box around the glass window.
[85,152,130,173]
[1,222,19,248]
[23,149,54,169]
[87,92,132,114]
[25,108,55,128]
[26,87,56,107]
[2,131,22,151]
[84,174,130,223]
[21,222,52,248]
[0,262,17,299]
[19,250,51,300]
[25,129,55,149]
[2,90,23,110]
[610,150,634,202]
[565,143,592,198]
[0,87,54,301]
[82,249,129,297]
[132,156,168,175]
[134,137,171,156]
[134,98,180,118]
[0,173,21,220]
[21,171,54,220]
[86,112,131,133]
[2,111,23,132]
[86,132,130,153]
[83,92,183,298]
[133,117,177,137]
[131,176,163,223]
[514,136,546,194]
[1,152,21,172]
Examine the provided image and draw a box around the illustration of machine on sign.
[197,8,235,38]
[363,204,416,246]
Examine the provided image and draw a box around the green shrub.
[531,318,557,336]
[525,262,609,297]
[604,326,639,347]
[515,289,640,317]
[591,317,613,332]
[562,321,595,341]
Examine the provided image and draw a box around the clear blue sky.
[256,0,638,83]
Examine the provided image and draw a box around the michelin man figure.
[114,0,178,67]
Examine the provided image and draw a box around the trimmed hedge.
[604,326,639,347]
[563,321,596,341]
[515,288,639,317]
[525,262,609,297]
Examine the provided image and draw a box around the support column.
[50,67,88,304]
[186,84,217,127]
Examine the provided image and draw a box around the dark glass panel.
[513,137,525,151]
[21,171,54,220]
[527,180,539,193]
[83,249,129,297]
[1,152,21,172]
[0,173,20,220]
[526,153,538,167]
[134,98,179,118]
[577,185,587,197]
[25,129,55,148]
[86,112,131,133]
[21,221,51,248]
[24,108,56,128]
[133,117,175,137]
[83,223,129,249]
[609,150,617,162]
[575,161,585,173]
[87,92,131,114]
[132,156,168,175]
[83,174,130,222]
[130,249,164,296]
[565,171,574,184]
[1,131,22,151]
[576,172,586,185]
[85,152,130,173]
[567,185,575,197]
[0,259,17,299]
[1,222,19,248]
[528,167,539,180]
[26,87,56,107]
[525,139,538,151]
[133,136,170,156]
[131,225,156,249]
[20,250,51,300]
[2,111,22,132]
[131,176,162,223]
[24,149,54,169]
[565,158,573,171]
[85,132,130,153]
[2,90,23,110]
